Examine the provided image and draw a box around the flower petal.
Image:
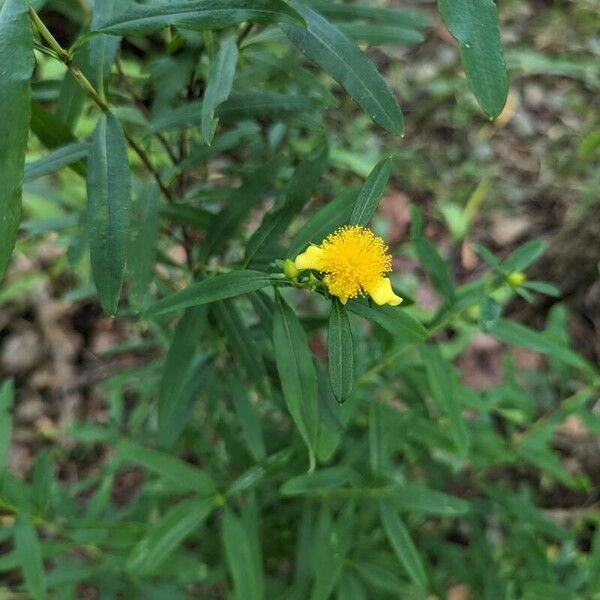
[295,245,325,271]
[365,277,403,306]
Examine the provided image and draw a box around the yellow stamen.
[294,225,403,307]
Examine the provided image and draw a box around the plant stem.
[28,7,174,202]
[114,58,179,165]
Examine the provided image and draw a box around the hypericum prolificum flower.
[294,225,403,306]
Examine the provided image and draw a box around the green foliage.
[0,1,598,598]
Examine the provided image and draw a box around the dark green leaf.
[307,3,431,29]
[202,35,238,144]
[0,380,14,473]
[472,242,501,270]
[422,345,469,455]
[385,483,470,516]
[29,101,87,176]
[212,299,269,392]
[502,239,546,272]
[287,188,357,258]
[379,500,428,591]
[90,0,122,91]
[327,300,353,403]
[24,143,89,182]
[281,466,357,496]
[14,517,46,600]
[230,368,266,462]
[349,157,392,226]
[222,508,265,600]
[158,306,207,445]
[199,158,283,262]
[96,0,306,35]
[437,0,508,118]
[338,23,424,46]
[247,145,328,263]
[282,2,404,135]
[128,182,160,308]
[217,92,320,122]
[116,440,216,495]
[0,0,33,278]
[523,280,561,297]
[87,113,132,315]
[348,301,427,343]
[273,293,319,469]
[146,271,272,317]
[127,497,214,575]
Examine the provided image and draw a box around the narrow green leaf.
[56,45,93,130]
[385,483,470,516]
[0,380,15,473]
[199,158,283,262]
[90,0,122,93]
[29,101,87,176]
[327,300,353,403]
[307,3,431,29]
[281,466,357,496]
[347,301,427,343]
[273,293,319,469]
[338,23,424,46]
[231,368,266,462]
[127,497,214,575]
[479,296,502,332]
[349,157,392,226]
[287,188,357,258]
[96,0,306,35]
[116,440,216,495]
[0,0,33,278]
[128,182,160,308]
[212,299,269,392]
[379,500,428,591]
[222,508,265,600]
[202,35,238,144]
[437,0,508,118]
[490,319,593,373]
[14,517,47,600]
[502,239,546,273]
[422,345,469,455]
[87,113,132,315]
[247,145,328,263]
[145,271,272,317]
[24,143,89,182]
[282,2,404,135]
[217,92,319,122]
[158,306,207,445]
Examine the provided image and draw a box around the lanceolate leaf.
[281,2,404,135]
[379,500,428,591]
[348,301,427,344]
[128,182,160,308]
[145,271,273,317]
[157,306,207,445]
[437,0,508,118]
[201,35,238,144]
[273,293,319,470]
[127,497,214,576]
[327,300,353,403]
[96,0,306,35]
[247,145,328,263]
[0,0,33,278]
[349,157,392,226]
[14,517,46,600]
[87,113,132,316]
[24,143,89,182]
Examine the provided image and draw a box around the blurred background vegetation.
[1,0,599,598]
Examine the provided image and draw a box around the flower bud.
[507,271,526,287]
[283,259,299,281]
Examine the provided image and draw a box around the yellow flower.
[294,225,403,306]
